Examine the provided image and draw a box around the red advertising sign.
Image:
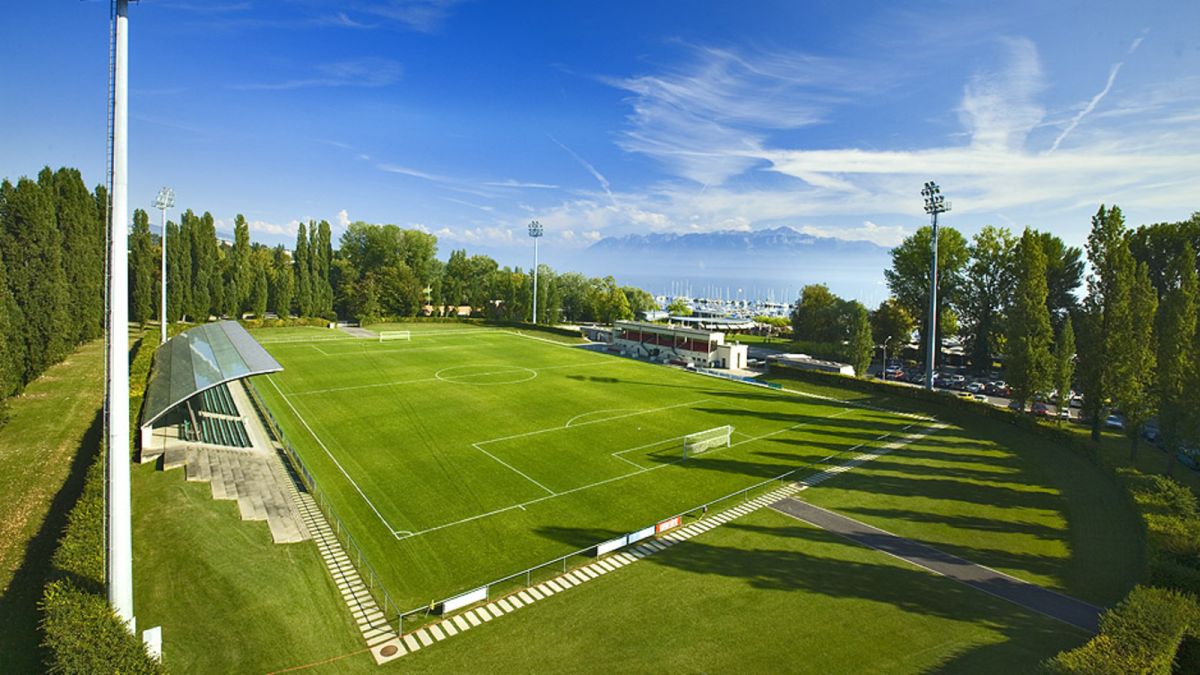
[656,516,681,533]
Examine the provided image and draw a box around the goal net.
[683,425,733,457]
[379,330,411,342]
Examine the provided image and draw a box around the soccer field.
[250,325,928,608]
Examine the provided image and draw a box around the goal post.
[683,425,733,458]
[379,330,411,342]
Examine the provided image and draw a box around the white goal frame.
[378,330,411,342]
[683,425,733,458]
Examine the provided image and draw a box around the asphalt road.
[770,497,1103,633]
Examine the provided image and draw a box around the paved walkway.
[339,326,378,339]
[769,498,1102,633]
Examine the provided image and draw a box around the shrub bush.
[39,332,164,674]
[1042,586,1200,674]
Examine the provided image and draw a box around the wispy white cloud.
[249,219,301,237]
[549,136,615,204]
[335,209,350,230]
[377,163,451,182]
[232,58,402,90]
[484,179,560,189]
[958,37,1046,151]
[1048,62,1123,154]
[442,197,495,212]
[1129,28,1150,54]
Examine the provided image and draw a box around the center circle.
[435,365,537,385]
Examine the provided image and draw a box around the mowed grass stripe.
[252,328,920,604]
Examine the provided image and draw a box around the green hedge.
[238,316,331,330]
[39,331,164,674]
[365,317,584,340]
[1042,586,1200,675]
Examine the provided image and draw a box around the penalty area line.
[265,375,402,538]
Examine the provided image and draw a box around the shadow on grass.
[0,407,103,673]
[535,519,1085,672]
[839,506,1066,542]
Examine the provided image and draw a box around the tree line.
[129,215,662,330]
[0,168,106,411]
[875,207,1200,460]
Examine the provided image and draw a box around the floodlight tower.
[528,220,543,324]
[921,181,951,391]
[106,0,135,632]
[154,187,174,344]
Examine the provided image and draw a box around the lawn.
[272,507,1093,675]
[250,326,925,607]
[0,338,105,673]
[127,325,1142,673]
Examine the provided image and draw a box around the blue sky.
[3,1,1199,284]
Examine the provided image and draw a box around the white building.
[612,320,748,370]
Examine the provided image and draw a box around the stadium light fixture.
[154,187,174,344]
[920,181,951,391]
[884,335,892,377]
[528,221,543,324]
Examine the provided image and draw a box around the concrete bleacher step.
[163,445,188,472]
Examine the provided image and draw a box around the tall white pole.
[532,236,539,324]
[108,0,135,632]
[159,206,166,344]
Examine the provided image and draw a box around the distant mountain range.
[563,226,894,301]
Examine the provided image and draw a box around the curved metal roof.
[140,321,282,428]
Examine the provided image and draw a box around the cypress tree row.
[129,208,156,325]
[294,223,312,317]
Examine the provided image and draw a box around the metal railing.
[243,379,410,634]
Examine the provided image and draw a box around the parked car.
[1031,402,1051,417]
[967,382,984,394]
[1057,408,1071,420]
[1008,400,1024,412]
[1069,395,1083,409]
[973,393,988,403]
[1106,414,1124,430]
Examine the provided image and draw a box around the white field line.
[565,409,639,427]
[469,444,558,496]
[290,359,615,397]
[256,335,365,345]
[265,375,401,536]
[401,405,882,540]
[310,344,329,357]
[475,399,716,447]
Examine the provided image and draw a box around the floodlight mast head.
[528,220,543,238]
[155,186,175,211]
[920,180,951,391]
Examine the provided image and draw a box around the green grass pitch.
[249,325,930,608]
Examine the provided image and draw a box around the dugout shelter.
[612,320,748,369]
[138,321,283,461]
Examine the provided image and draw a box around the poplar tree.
[201,212,222,319]
[0,244,17,399]
[271,246,294,318]
[1005,228,1054,407]
[52,168,104,343]
[129,208,156,325]
[847,301,873,377]
[1156,243,1197,468]
[1053,317,1075,426]
[315,220,334,317]
[3,175,71,383]
[1081,205,1133,441]
[1119,262,1158,462]
[250,256,269,319]
[228,214,251,316]
[167,220,189,323]
[294,223,312,317]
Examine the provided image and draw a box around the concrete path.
[769,498,1102,633]
[339,326,378,339]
